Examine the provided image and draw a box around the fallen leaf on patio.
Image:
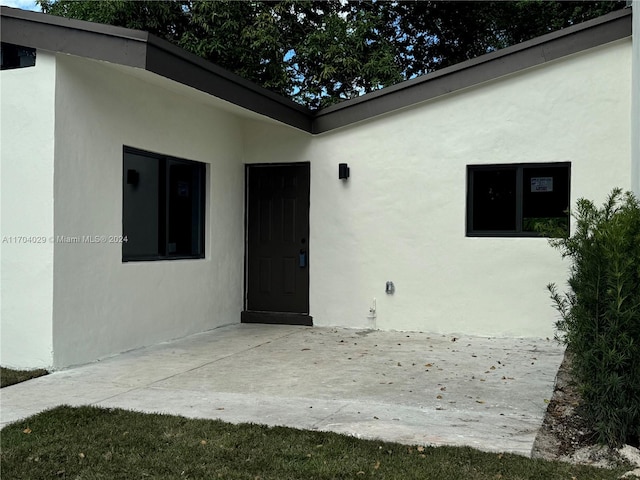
[216,407,225,410]
[425,363,433,367]
[440,386,446,391]
[490,366,496,370]
[476,400,485,404]
[301,348,310,351]
[23,428,32,434]
[436,395,443,399]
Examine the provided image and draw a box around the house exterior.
[1,6,638,370]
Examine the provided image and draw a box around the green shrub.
[547,188,640,447]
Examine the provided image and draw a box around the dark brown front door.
[242,163,312,325]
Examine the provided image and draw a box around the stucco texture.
[51,55,246,368]
[0,34,633,369]
[1,51,56,368]
[244,39,632,337]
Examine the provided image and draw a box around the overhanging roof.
[0,6,632,134]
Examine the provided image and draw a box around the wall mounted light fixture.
[126,169,139,186]
[338,163,350,180]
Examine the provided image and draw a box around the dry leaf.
[440,386,446,391]
[79,453,85,459]
[436,395,443,399]
[476,400,485,404]
[490,366,496,370]
[417,446,425,452]
[357,472,365,475]
[23,428,32,434]
[374,460,380,470]
[200,440,207,445]
[425,363,433,367]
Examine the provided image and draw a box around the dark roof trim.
[0,6,311,132]
[311,8,632,133]
[0,6,632,134]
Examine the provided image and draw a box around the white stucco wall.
[244,39,632,338]
[0,52,56,368]
[51,55,246,368]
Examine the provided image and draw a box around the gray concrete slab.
[0,324,564,456]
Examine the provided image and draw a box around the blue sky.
[1,0,38,11]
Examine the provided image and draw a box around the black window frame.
[466,162,570,237]
[122,146,206,262]
[1,43,36,70]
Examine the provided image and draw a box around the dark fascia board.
[0,6,312,132]
[0,6,632,135]
[311,8,632,134]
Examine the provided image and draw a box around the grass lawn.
[1,367,48,388]
[0,406,631,480]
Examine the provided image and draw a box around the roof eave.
[311,8,633,134]
[0,6,312,132]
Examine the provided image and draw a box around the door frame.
[241,162,312,326]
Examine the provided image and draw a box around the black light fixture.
[338,163,350,180]
[126,169,139,186]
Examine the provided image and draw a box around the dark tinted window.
[467,163,570,237]
[123,147,205,261]
[1,43,36,70]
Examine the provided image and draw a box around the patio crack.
[91,327,308,405]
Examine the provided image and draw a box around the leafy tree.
[37,0,626,109]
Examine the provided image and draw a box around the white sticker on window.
[531,177,553,192]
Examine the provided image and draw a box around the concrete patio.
[0,324,565,456]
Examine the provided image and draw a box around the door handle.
[299,249,307,268]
